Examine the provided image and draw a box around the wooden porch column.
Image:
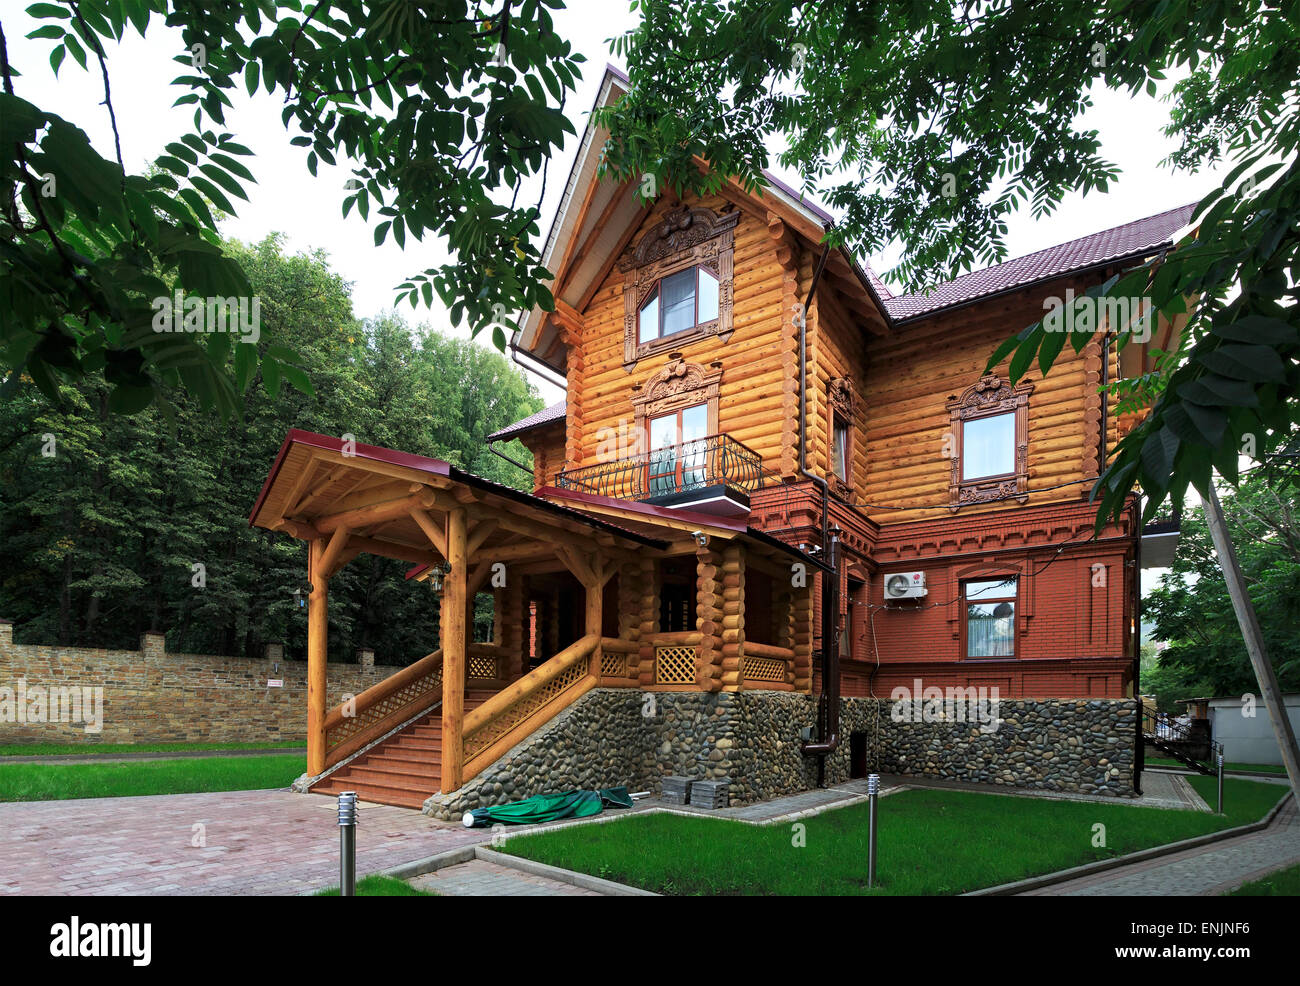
[585,569,603,677]
[440,508,468,793]
[306,539,329,775]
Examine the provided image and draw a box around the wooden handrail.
[743,641,795,661]
[320,648,444,770]
[599,637,638,654]
[462,634,599,738]
[323,648,442,731]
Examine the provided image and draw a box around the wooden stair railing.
[460,634,602,784]
[321,648,444,772]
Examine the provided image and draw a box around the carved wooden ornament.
[621,204,739,372]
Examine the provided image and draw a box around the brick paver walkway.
[409,858,603,896]
[1021,795,1300,896]
[0,789,487,896]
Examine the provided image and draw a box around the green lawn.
[1185,774,1290,822]
[1227,862,1300,896]
[502,779,1289,896]
[0,740,305,757]
[0,754,305,801]
[315,875,437,896]
[1146,756,1286,775]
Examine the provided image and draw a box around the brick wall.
[0,620,388,746]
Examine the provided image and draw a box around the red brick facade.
[752,485,1137,700]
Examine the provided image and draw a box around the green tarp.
[463,787,635,828]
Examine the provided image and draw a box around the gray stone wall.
[424,689,1138,819]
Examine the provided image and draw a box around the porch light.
[293,584,314,610]
[428,562,452,595]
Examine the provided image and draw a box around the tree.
[1,1,578,417]
[0,232,543,662]
[599,0,1300,524]
[1146,470,1300,698]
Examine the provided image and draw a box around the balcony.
[552,433,764,517]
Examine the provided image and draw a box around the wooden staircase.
[311,690,496,809]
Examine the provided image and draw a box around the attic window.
[620,204,739,372]
[638,266,720,344]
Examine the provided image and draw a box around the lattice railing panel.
[468,655,500,680]
[326,662,443,753]
[655,645,696,685]
[463,657,589,762]
[600,651,629,678]
[743,656,787,682]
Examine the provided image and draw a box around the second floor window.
[832,415,850,482]
[639,266,720,344]
[961,411,1015,480]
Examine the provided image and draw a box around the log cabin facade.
[253,67,1188,811]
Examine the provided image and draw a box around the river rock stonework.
[423,689,1137,819]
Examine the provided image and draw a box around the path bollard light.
[338,791,358,896]
[867,773,880,889]
[1216,754,1225,815]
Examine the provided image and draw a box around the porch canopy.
[248,429,666,786]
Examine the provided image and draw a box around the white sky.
[8,1,1230,412]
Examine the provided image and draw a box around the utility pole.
[1202,483,1300,797]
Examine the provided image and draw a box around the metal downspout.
[796,234,843,782]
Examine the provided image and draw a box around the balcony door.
[648,402,708,496]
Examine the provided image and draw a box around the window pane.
[638,289,659,343]
[965,577,1016,658]
[698,268,719,323]
[832,421,849,481]
[649,413,677,450]
[967,602,1015,656]
[965,578,1016,601]
[962,412,1015,479]
[661,268,697,336]
[680,404,708,487]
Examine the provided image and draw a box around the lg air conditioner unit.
[884,572,927,600]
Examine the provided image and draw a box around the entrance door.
[648,403,708,495]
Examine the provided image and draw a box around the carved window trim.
[621,204,739,372]
[631,355,723,440]
[946,374,1033,511]
[827,377,855,499]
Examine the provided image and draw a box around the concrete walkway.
[1021,796,1300,896]
[409,858,605,896]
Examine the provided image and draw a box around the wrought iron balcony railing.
[552,433,765,503]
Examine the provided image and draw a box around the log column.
[500,577,525,681]
[307,539,329,775]
[793,580,814,693]
[618,558,642,679]
[440,508,468,793]
[720,542,746,691]
[695,545,724,691]
[637,557,659,688]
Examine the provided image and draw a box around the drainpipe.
[803,526,843,785]
[796,233,843,781]
[1133,495,1144,796]
[487,438,534,478]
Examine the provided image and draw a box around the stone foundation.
[424,689,1137,819]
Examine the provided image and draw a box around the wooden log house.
[251,66,1193,809]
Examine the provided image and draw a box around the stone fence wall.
[0,619,388,746]
[426,690,1137,819]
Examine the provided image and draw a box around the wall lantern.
[428,562,453,595]
[293,583,314,610]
